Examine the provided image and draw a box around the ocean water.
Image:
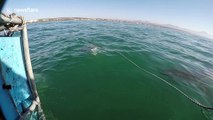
[27,20,213,120]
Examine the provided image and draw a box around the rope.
[116,51,213,110]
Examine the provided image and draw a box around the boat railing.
[0,13,45,120]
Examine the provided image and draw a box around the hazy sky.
[3,0,213,35]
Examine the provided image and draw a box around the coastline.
[27,17,213,40]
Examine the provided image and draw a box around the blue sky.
[2,0,213,35]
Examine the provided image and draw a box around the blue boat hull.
[0,37,40,120]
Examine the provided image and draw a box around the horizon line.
[28,16,213,40]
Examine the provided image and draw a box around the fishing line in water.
[88,43,213,110]
[116,51,213,110]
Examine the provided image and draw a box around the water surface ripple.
[28,20,213,120]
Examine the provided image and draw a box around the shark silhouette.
[162,69,198,80]
[162,68,213,103]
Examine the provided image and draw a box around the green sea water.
[28,20,213,120]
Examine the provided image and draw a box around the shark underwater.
[162,69,198,81]
[161,68,213,89]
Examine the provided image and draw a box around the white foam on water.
[91,47,98,55]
